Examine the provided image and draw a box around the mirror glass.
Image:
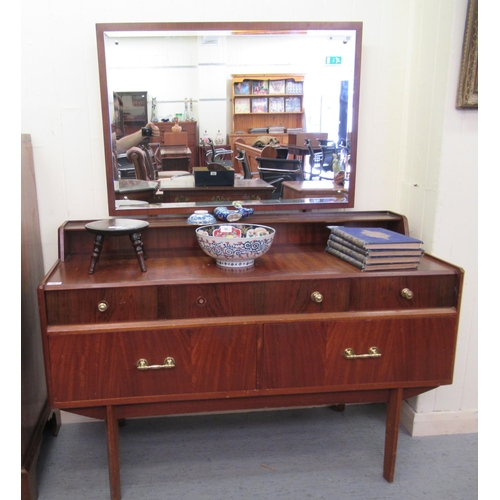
[96,22,362,215]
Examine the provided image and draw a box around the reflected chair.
[318,145,338,181]
[256,156,303,199]
[304,138,322,180]
[317,139,336,147]
[203,138,233,168]
[127,147,152,180]
[235,148,258,180]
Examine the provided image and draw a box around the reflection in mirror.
[96,22,362,216]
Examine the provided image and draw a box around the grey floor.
[36,403,477,500]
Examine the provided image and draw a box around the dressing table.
[38,210,463,499]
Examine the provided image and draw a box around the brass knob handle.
[401,288,414,300]
[344,347,381,359]
[97,301,108,312]
[137,357,176,370]
[311,291,323,303]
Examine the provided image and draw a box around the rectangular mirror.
[96,22,362,215]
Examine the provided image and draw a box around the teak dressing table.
[37,211,463,500]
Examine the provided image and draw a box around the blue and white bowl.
[187,210,217,225]
[195,224,275,268]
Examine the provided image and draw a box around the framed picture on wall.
[456,0,478,109]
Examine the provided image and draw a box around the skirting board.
[400,401,478,436]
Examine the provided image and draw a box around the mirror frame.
[96,22,363,216]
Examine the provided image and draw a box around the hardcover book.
[328,234,424,257]
[327,226,423,250]
[325,246,420,271]
[326,240,423,264]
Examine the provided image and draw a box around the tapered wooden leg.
[129,232,147,272]
[105,406,121,500]
[89,234,105,274]
[383,388,403,482]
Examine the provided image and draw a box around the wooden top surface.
[43,243,459,290]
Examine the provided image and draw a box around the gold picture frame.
[456,0,478,109]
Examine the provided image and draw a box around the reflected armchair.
[202,138,233,168]
[256,156,303,199]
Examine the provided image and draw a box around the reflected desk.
[159,175,274,203]
[114,179,160,202]
[160,146,192,172]
[282,180,348,201]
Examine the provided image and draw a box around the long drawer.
[48,325,258,404]
[163,279,350,319]
[261,315,458,389]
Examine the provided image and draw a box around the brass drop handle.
[137,357,176,370]
[344,347,381,359]
[401,288,414,300]
[311,291,323,303]
[97,301,108,312]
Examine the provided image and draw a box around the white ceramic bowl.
[195,224,276,268]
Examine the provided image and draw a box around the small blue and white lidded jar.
[186,210,217,225]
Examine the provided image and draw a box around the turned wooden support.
[85,219,149,274]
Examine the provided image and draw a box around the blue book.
[327,226,422,250]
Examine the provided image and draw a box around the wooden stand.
[38,212,463,499]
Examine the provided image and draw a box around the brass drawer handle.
[137,357,176,370]
[97,301,108,312]
[344,347,381,359]
[311,291,323,303]
[401,288,413,300]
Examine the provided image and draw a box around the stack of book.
[325,226,424,271]
[249,127,268,134]
[286,127,303,133]
[268,125,285,134]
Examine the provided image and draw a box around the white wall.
[21,0,478,434]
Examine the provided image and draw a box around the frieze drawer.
[44,287,160,325]
[47,325,258,404]
[261,315,458,389]
[163,279,350,319]
[349,275,460,311]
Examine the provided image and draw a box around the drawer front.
[261,315,458,389]
[349,275,459,311]
[163,279,350,319]
[45,287,160,325]
[48,325,257,404]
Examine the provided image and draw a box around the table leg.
[129,232,147,272]
[105,406,122,500]
[383,388,403,482]
[88,234,104,274]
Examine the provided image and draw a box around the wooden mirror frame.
[96,22,363,216]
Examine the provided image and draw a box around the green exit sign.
[325,56,342,65]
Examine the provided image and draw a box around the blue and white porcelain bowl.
[187,210,217,225]
[195,224,275,268]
